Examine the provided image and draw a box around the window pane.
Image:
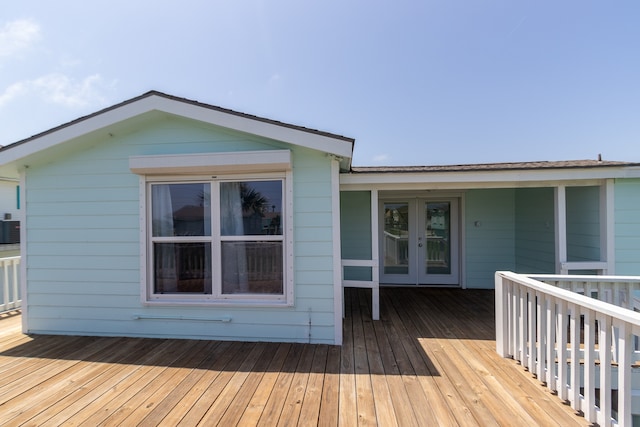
[154,243,212,294]
[152,183,210,237]
[220,181,282,236]
[383,202,409,275]
[221,241,283,295]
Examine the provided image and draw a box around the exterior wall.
[464,189,516,288]
[566,186,600,262]
[23,116,338,343]
[514,188,555,273]
[340,191,372,281]
[614,178,640,275]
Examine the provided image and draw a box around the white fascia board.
[153,96,353,159]
[0,98,155,165]
[129,150,291,175]
[0,94,353,166]
[340,167,640,188]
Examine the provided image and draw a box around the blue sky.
[1,1,639,166]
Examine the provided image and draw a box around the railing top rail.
[0,256,20,261]
[496,271,640,327]
[527,273,640,284]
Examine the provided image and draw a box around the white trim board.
[129,150,292,175]
[340,168,640,188]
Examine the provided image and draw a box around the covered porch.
[0,287,588,426]
[339,165,627,322]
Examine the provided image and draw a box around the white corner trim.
[129,150,291,175]
[331,157,343,345]
[18,170,27,333]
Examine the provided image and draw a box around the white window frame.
[138,171,294,307]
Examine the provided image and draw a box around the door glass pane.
[383,203,409,275]
[425,202,451,275]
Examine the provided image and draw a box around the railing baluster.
[583,308,596,422]
[537,291,546,380]
[546,294,556,389]
[528,289,536,373]
[556,299,568,401]
[617,320,632,427]
[0,257,20,313]
[2,259,8,310]
[519,284,526,364]
[569,302,581,412]
[598,313,612,426]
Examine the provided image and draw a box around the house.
[0,90,639,345]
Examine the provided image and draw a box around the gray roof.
[350,159,640,174]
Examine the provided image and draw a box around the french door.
[380,198,459,285]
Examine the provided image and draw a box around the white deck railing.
[0,256,20,313]
[496,271,640,427]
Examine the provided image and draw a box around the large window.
[146,176,290,304]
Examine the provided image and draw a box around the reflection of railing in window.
[155,242,283,295]
[426,237,447,265]
[383,231,408,266]
[241,243,283,294]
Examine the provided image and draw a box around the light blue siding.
[464,189,516,288]
[614,179,640,275]
[566,186,600,262]
[340,191,372,281]
[515,188,555,273]
[24,116,338,344]
[340,191,372,259]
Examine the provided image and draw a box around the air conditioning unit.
[0,221,20,244]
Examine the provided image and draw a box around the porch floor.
[0,288,589,426]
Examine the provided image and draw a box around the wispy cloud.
[373,154,390,164]
[0,73,111,108]
[0,19,41,58]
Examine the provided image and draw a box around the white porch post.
[371,189,379,320]
[495,272,510,357]
[555,185,567,274]
[331,157,343,345]
[600,179,615,274]
[19,169,28,334]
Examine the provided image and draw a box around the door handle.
[418,243,423,247]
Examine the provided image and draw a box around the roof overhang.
[340,164,640,191]
[0,91,355,174]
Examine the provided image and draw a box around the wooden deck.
[0,288,589,426]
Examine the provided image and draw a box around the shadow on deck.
[0,288,589,426]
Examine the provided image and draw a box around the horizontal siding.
[25,317,335,344]
[465,189,516,288]
[28,242,140,256]
[566,186,600,262]
[515,187,555,274]
[24,116,338,344]
[340,191,372,260]
[615,179,640,275]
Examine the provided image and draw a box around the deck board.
[0,288,590,426]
